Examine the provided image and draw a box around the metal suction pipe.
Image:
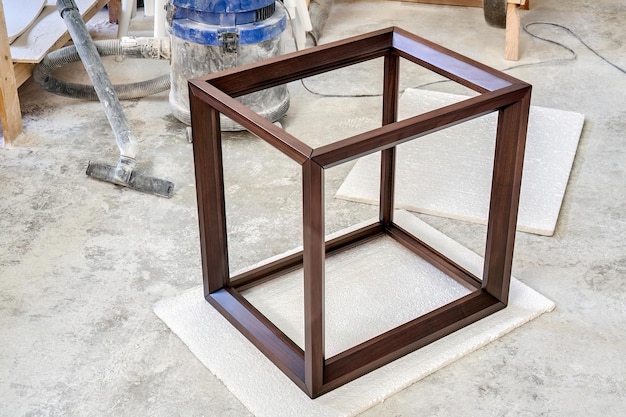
[57,0,138,174]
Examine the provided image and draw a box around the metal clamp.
[218,32,240,53]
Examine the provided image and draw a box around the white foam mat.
[336,89,585,236]
[154,211,554,417]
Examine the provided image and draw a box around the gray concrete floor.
[1,0,625,415]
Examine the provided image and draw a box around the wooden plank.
[194,28,394,97]
[505,1,521,60]
[230,222,384,291]
[396,0,482,7]
[482,87,531,303]
[322,291,504,393]
[388,224,481,290]
[388,0,528,9]
[380,52,400,225]
[311,84,529,169]
[0,0,22,145]
[108,0,122,23]
[302,159,325,397]
[188,91,231,296]
[3,0,46,44]
[13,63,34,88]
[189,80,313,165]
[391,27,517,92]
[1,0,108,147]
[208,288,306,387]
[10,0,109,63]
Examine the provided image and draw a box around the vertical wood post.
[505,1,521,61]
[190,88,230,296]
[482,87,531,303]
[0,0,23,146]
[303,159,325,396]
[108,0,122,23]
[380,52,400,225]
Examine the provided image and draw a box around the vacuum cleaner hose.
[34,37,171,100]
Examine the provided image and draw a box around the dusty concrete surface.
[1,0,625,415]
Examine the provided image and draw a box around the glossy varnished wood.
[189,91,229,296]
[192,29,394,97]
[230,222,384,291]
[387,224,481,291]
[189,27,531,398]
[310,84,529,168]
[380,52,400,226]
[207,288,306,389]
[321,290,504,393]
[482,94,531,303]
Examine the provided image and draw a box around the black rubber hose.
[34,38,170,100]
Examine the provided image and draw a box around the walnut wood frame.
[188,27,531,398]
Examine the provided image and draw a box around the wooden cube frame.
[188,27,531,398]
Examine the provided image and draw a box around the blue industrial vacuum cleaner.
[167,0,290,129]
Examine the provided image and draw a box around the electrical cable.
[280,1,383,97]
[519,22,625,75]
[289,20,626,98]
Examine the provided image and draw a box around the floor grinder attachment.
[86,158,175,199]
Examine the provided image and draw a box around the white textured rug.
[154,211,554,416]
[336,89,585,236]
